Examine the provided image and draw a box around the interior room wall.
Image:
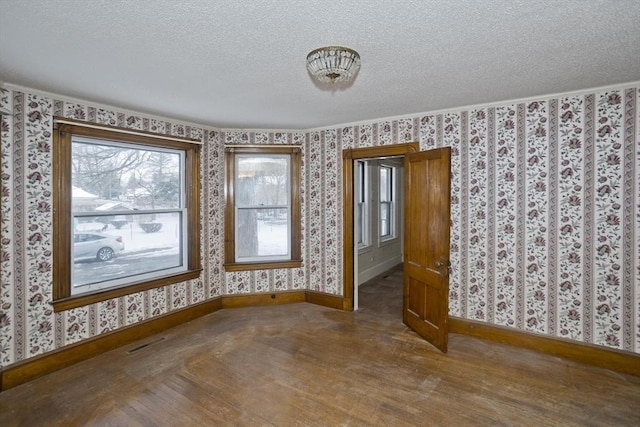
[1,81,638,370]
[309,83,640,355]
[0,86,306,368]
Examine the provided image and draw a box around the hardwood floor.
[1,267,639,426]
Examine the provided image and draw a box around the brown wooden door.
[403,147,451,352]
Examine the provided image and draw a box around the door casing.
[342,142,420,309]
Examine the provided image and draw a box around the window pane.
[237,156,289,206]
[53,121,200,309]
[224,147,300,268]
[357,161,365,202]
[356,203,364,244]
[380,202,390,237]
[380,167,390,202]
[72,212,184,294]
[72,139,182,212]
[70,138,187,295]
[237,208,289,259]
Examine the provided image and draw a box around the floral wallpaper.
[0,86,305,367]
[1,82,639,369]
[220,130,307,294]
[305,129,341,294]
[312,85,639,354]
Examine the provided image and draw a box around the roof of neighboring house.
[95,202,132,211]
[72,186,99,199]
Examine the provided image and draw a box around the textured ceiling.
[1,0,639,130]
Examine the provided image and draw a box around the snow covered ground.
[76,213,180,253]
[75,214,287,255]
[73,214,291,288]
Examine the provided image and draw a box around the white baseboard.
[357,256,402,286]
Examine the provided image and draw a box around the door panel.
[403,147,451,352]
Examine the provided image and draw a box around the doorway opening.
[353,156,404,311]
[341,142,420,311]
[342,143,452,352]
[357,264,404,316]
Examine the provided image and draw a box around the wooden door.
[403,147,451,352]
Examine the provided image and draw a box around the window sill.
[51,269,202,312]
[224,259,302,272]
[378,236,399,247]
[357,245,372,254]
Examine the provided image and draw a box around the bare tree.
[72,142,145,200]
[129,151,180,210]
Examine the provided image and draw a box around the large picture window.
[224,146,301,270]
[53,118,201,311]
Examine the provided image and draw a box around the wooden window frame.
[52,118,201,312]
[224,146,302,271]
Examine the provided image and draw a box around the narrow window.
[356,160,369,248]
[379,165,394,239]
[224,146,301,270]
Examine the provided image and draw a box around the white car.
[73,232,124,262]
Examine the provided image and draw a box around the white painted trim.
[357,255,402,286]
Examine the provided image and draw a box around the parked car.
[73,232,124,262]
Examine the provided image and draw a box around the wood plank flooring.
[1,266,639,426]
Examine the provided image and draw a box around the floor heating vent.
[127,337,166,354]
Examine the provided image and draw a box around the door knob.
[435,257,449,276]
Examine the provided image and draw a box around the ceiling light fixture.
[306,46,361,84]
